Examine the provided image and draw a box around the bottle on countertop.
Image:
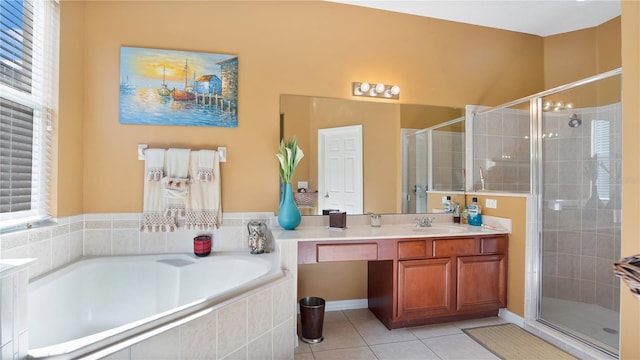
[443,196,452,213]
[453,203,461,224]
[461,207,469,224]
[467,197,483,226]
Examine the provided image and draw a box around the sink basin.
[412,224,466,234]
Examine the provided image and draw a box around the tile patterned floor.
[295,309,506,360]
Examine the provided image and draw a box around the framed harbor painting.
[119,46,238,127]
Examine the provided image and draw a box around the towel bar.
[137,144,227,162]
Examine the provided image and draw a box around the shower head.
[568,114,582,128]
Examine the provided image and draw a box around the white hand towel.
[186,150,222,230]
[145,148,165,181]
[163,148,191,217]
[197,150,216,181]
[141,148,176,232]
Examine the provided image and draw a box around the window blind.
[0,0,58,230]
[592,119,611,202]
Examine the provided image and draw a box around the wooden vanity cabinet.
[397,257,454,317]
[456,254,507,312]
[368,234,508,329]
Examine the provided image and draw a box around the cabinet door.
[398,258,453,318]
[456,255,507,312]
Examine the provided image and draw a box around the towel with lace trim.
[141,148,175,232]
[185,150,222,230]
[197,149,216,181]
[163,148,191,217]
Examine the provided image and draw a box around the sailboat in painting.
[120,75,136,93]
[158,66,171,97]
[172,59,196,101]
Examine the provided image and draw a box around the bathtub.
[28,252,284,359]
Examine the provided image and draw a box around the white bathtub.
[28,252,283,359]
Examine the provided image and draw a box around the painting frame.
[119,46,238,128]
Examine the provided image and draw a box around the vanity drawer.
[317,243,378,262]
[433,238,477,257]
[398,240,430,259]
[481,236,507,254]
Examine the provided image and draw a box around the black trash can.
[299,297,325,343]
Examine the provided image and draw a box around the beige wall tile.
[131,328,179,360]
[218,299,248,359]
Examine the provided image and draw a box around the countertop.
[272,221,510,243]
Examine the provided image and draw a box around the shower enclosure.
[472,69,622,356]
[402,118,465,213]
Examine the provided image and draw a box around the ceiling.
[328,1,621,37]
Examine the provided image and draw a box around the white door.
[318,125,363,214]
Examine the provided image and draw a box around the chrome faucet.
[415,217,435,227]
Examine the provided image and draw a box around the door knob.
[324,193,329,198]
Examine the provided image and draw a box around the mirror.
[280,94,465,215]
[402,117,465,214]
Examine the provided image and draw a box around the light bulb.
[359,82,370,93]
[375,83,386,94]
[390,85,400,95]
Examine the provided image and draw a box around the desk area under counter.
[273,215,511,331]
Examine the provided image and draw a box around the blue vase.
[278,183,301,230]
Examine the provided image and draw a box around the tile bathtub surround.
[0,259,33,360]
[100,273,294,360]
[0,215,84,279]
[0,212,276,281]
[1,212,294,359]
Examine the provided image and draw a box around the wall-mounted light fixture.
[352,82,400,100]
[543,101,573,112]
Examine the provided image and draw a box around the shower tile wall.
[474,108,530,192]
[432,131,464,191]
[541,103,622,312]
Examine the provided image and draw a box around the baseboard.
[325,299,368,311]
[498,308,525,328]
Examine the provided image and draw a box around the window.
[0,0,58,230]
[591,119,610,203]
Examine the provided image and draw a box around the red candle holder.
[193,235,211,257]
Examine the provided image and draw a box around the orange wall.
[620,2,640,358]
[298,261,368,301]
[55,1,86,216]
[57,0,544,216]
[543,16,621,89]
[466,195,528,317]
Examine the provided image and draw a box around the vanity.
[286,221,509,330]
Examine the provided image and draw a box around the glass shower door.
[538,75,622,355]
[401,129,428,213]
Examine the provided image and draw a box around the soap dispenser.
[467,197,483,226]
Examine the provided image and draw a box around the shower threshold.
[539,297,619,357]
